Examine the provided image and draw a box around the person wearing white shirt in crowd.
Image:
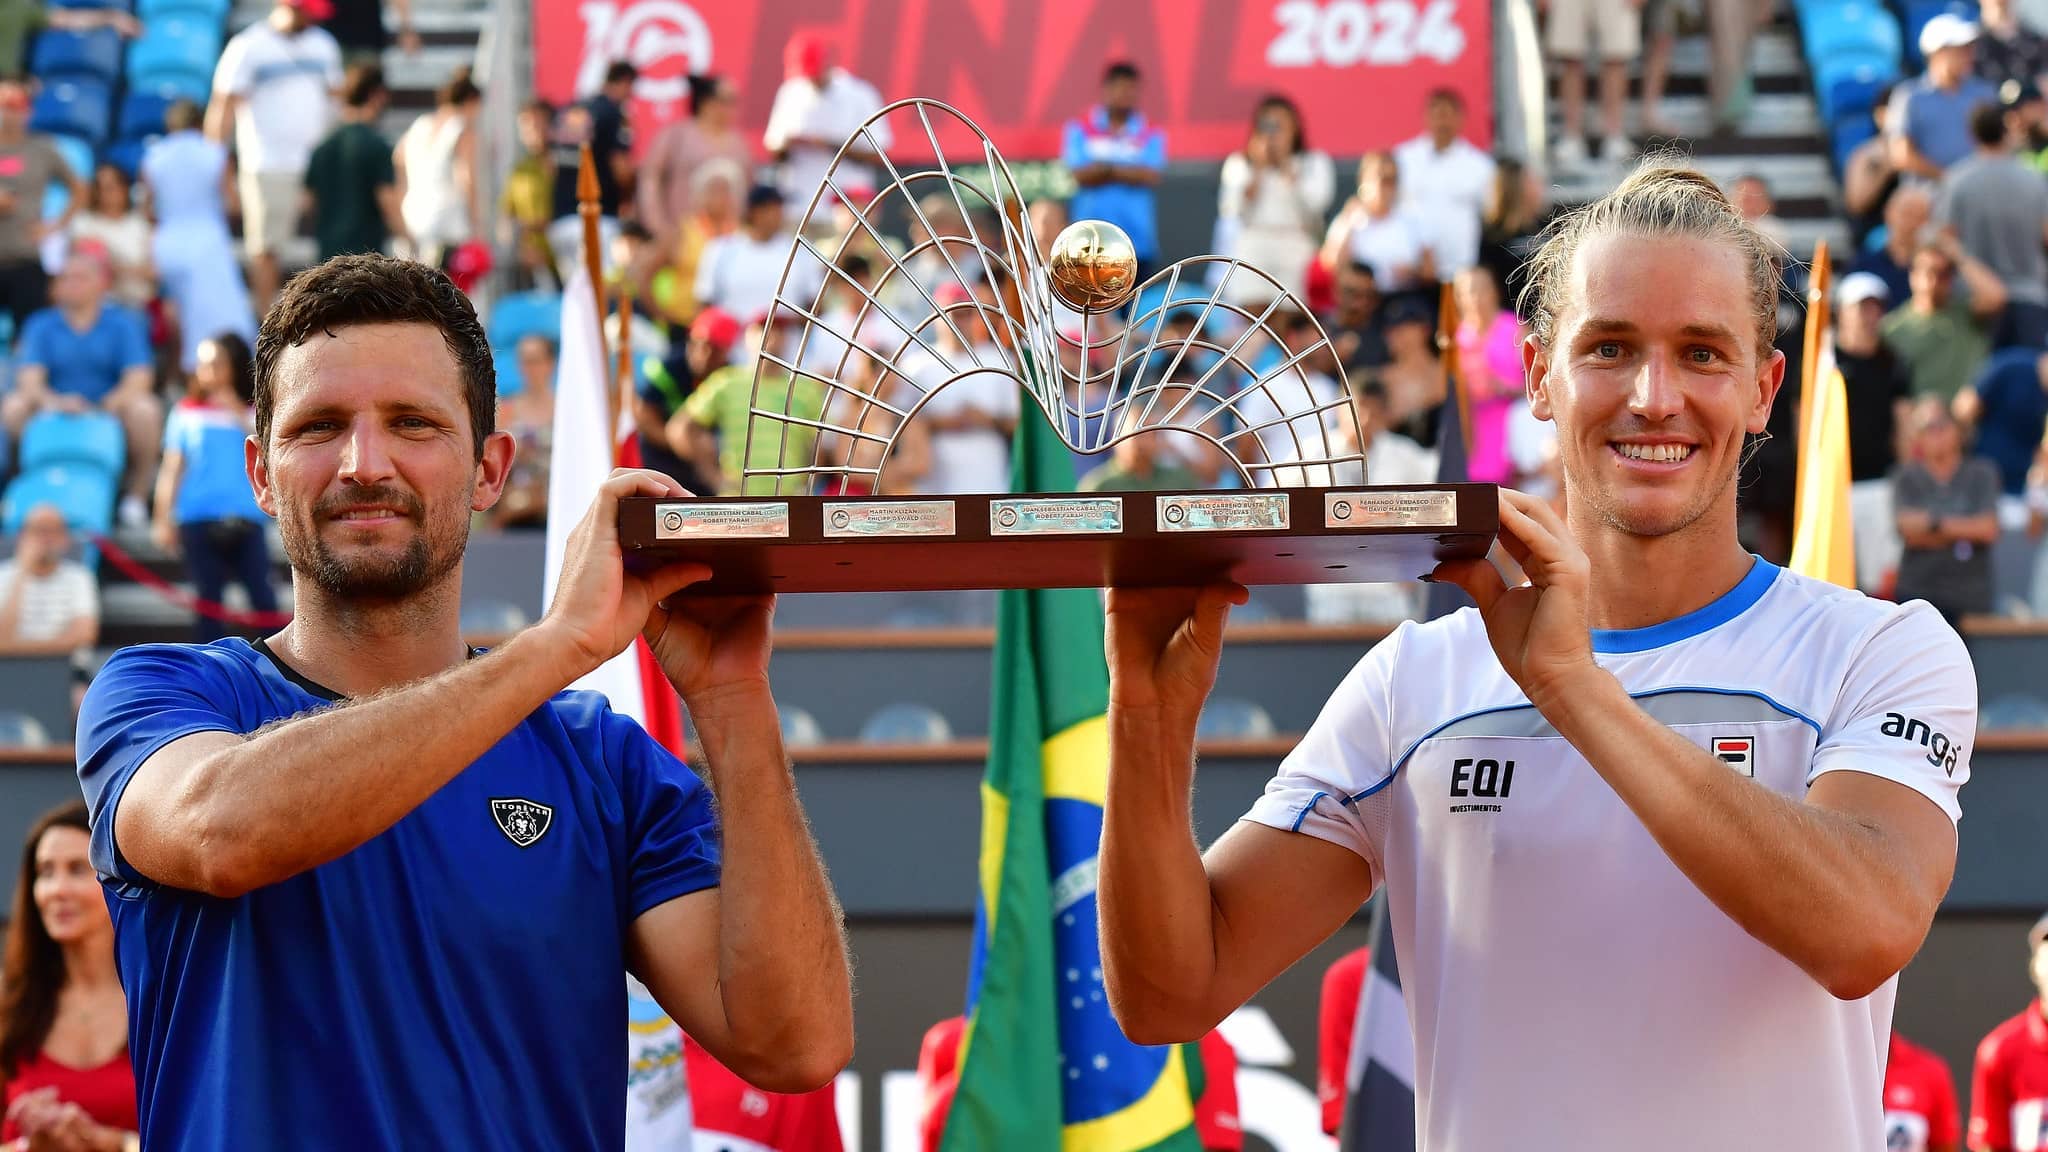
[68,164,154,309]
[1393,89,1497,281]
[0,504,99,658]
[1097,163,1974,1151]
[141,100,257,377]
[1305,377,1439,624]
[1319,152,1436,296]
[903,288,1017,495]
[395,68,482,267]
[206,0,343,311]
[764,31,890,211]
[1217,94,1335,305]
[695,184,819,333]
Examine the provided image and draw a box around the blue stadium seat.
[19,413,126,477]
[30,28,125,82]
[1901,0,1978,67]
[28,79,113,146]
[779,705,825,748]
[1812,53,1900,120]
[1196,696,1277,740]
[105,138,148,178]
[41,135,93,222]
[487,292,564,349]
[1833,115,1880,171]
[858,703,953,744]
[117,90,173,140]
[1825,71,1897,123]
[0,711,53,751]
[1799,0,1904,63]
[1,466,117,539]
[136,0,230,18]
[126,20,223,84]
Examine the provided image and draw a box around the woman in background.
[68,165,152,309]
[1319,152,1435,295]
[1453,265,1526,485]
[0,801,137,1152]
[140,99,256,378]
[395,68,483,267]
[638,74,755,255]
[150,333,277,643]
[1216,94,1334,305]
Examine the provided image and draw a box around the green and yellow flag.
[939,396,1204,1151]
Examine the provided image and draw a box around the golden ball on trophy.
[1047,220,1140,313]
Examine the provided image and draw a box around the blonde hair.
[1518,155,1783,357]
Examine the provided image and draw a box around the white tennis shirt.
[1246,557,1974,1150]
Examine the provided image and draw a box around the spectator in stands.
[1308,379,1437,623]
[1844,84,1902,250]
[0,504,97,658]
[1889,16,2002,177]
[654,157,742,327]
[501,99,558,290]
[395,66,481,268]
[1395,88,1496,280]
[1320,153,1436,298]
[0,802,136,1150]
[2007,80,2048,171]
[491,334,554,531]
[639,74,752,256]
[0,78,85,337]
[1893,398,2000,621]
[322,0,417,64]
[632,310,720,499]
[1546,0,1639,168]
[70,165,153,310]
[143,99,257,379]
[1359,294,1445,449]
[152,333,277,642]
[1478,157,1546,305]
[1856,182,1933,303]
[545,61,636,277]
[1062,61,1167,278]
[1833,272,1914,592]
[1937,102,2048,346]
[1966,911,2048,1152]
[904,307,1017,495]
[1454,265,1524,485]
[1976,0,2048,93]
[4,247,161,525]
[1324,260,1389,374]
[1079,410,1210,493]
[1956,346,2048,610]
[678,317,826,495]
[1883,239,2006,402]
[1883,1030,1960,1152]
[209,0,345,312]
[1217,94,1333,305]
[304,63,400,263]
[1729,172,1791,251]
[766,32,890,209]
[696,184,810,330]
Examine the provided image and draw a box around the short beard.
[279,492,468,603]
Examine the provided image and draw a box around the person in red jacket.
[1886,1030,1960,1152]
[685,1035,843,1152]
[1316,946,1371,1135]
[1969,912,2048,1152]
[916,1016,1239,1150]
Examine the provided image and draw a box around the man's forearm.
[688,685,851,1063]
[1099,704,1219,1027]
[1537,668,1930,996]
[160,626,586,894]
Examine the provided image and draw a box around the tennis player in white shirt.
[1097,161,1975,1151]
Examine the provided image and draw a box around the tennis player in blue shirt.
[73,254,852,1149]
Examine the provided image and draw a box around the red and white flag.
[541,266,687,754]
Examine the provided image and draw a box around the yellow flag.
[1788,337,1857,587]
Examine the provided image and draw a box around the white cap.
[1920,13,1980,56]
[1837,271,1891,307]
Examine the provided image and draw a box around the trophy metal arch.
[619,99,1495,594]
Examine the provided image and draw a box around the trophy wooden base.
[618,485,1498,595]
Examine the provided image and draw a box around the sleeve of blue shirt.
[1061,121,1089,173]
[76,645,249,890]
[1138,127,1166,171]
[16,310,53,370]
[114,307,152,375]
[606,708,722,918]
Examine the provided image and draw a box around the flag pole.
[1437,280,1469,458]
[1796,241,1833,533]
[577,143,615,456]
[614,277,635,469]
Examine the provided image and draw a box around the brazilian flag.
[939,395,1205,1151]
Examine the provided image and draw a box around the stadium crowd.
[0,0,2044,1148]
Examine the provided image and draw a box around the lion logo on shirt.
[489,798,554,848]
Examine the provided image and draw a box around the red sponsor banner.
[533,0,1492,164]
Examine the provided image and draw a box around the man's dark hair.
[1426,87,1464,110]
[437,65,480,109]
[1971,100,2009,146]
[604,61,639,88]
[341,62,385,109]
[164,97,201,133]
[1104,60,1140,84]
[254,255,496,461]
[521,97,554,119]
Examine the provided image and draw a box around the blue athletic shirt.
[73,637,723,1150]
